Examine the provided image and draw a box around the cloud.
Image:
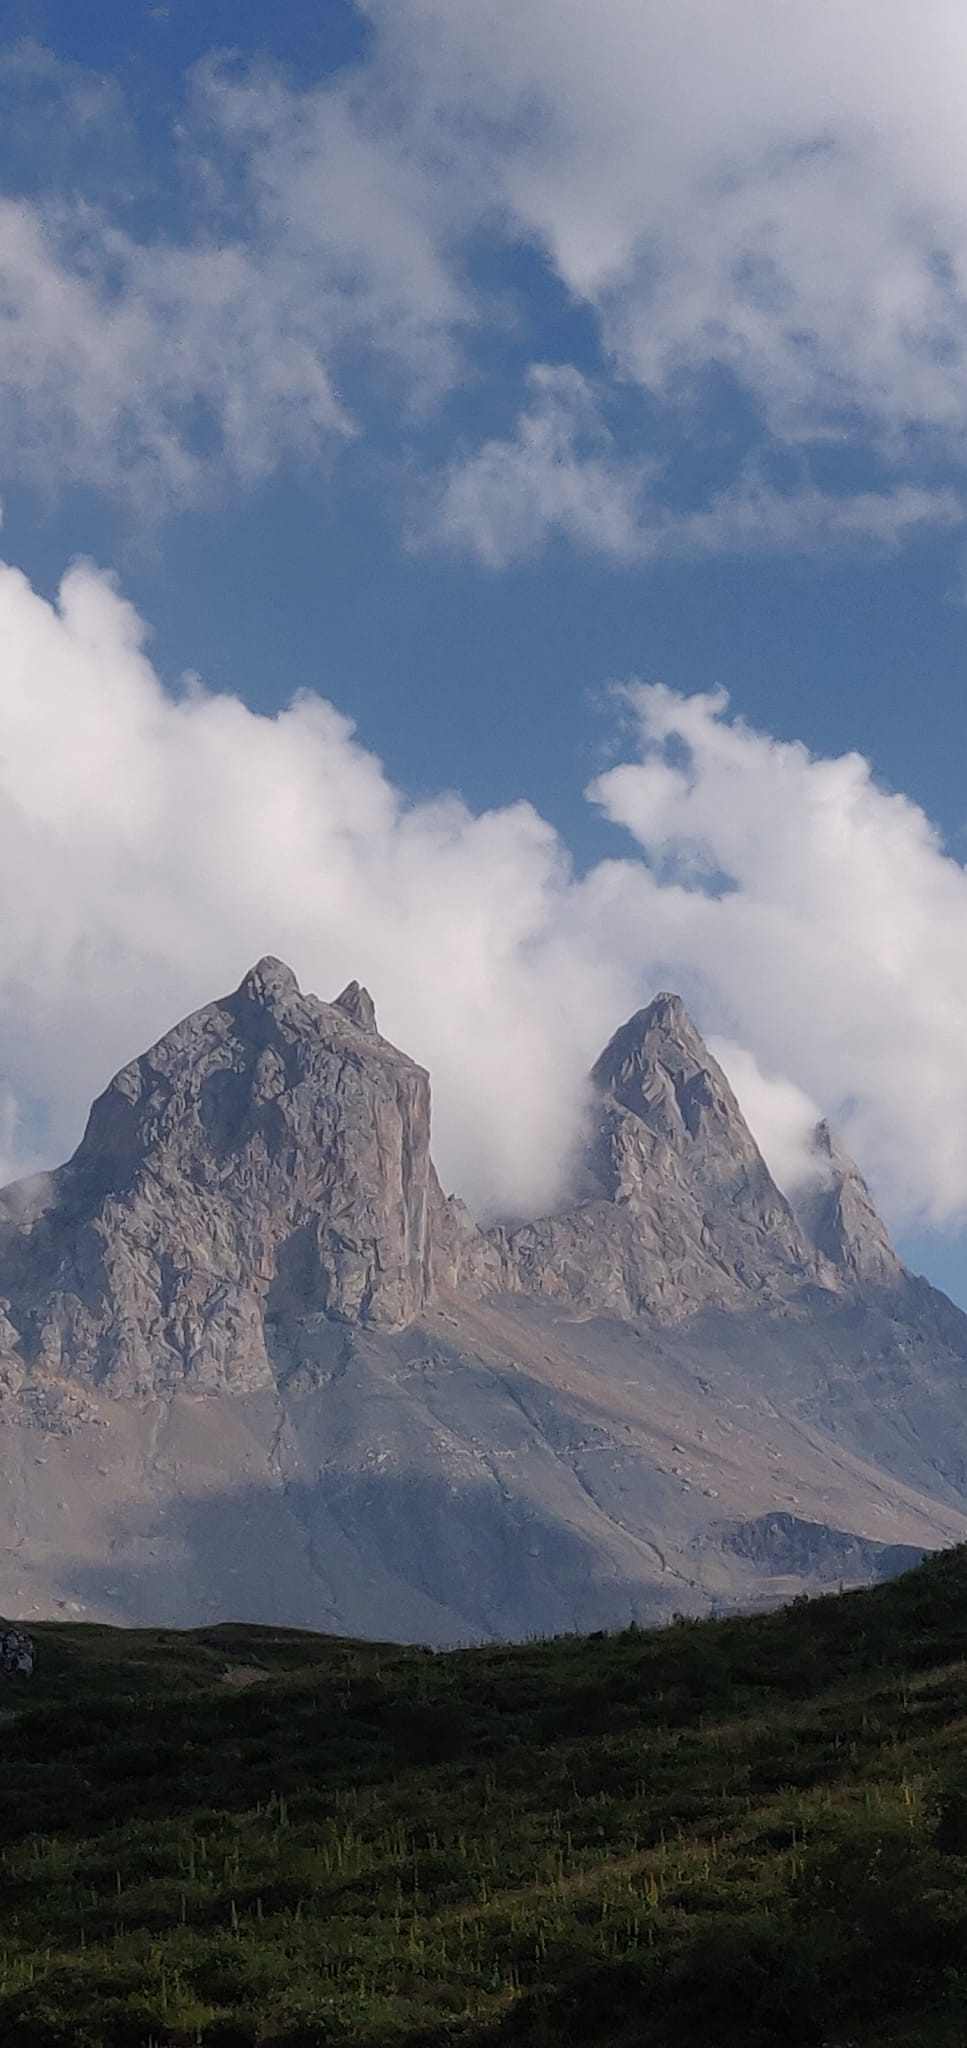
[0,195,349,505]
[383,0,967,556]
[427,366,964,565]
[3,550,967,1242]
[588,683,967,1224]
[5,8,967,535]
[368,0,967,443]
[706,1039,827,1198]
[426,365,654,565]
[0,55,465,506]
[0,552,636,1217]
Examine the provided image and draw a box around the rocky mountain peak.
[0,964,471,1394]
[0,965,908,1416]
[333,981,378,1036]
[591,991,763,1170]
[0,962,957,1650]
[505,991,822,1322]
[793,1118,903,1285]
[592,992,697,1090]
[236,956,302,1010]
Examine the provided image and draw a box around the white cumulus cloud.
[427,365,654,567]
[706,1040,827,1199]
[1,550,967,1247]
[588,683,967,1223]
[0,553,633,1216]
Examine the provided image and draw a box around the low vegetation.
[3,1552,967,2044]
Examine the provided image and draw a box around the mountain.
[792,1115,902,1283]
[0,956,486,1393]
[504,991,820,1319]
[1,958,967,1643]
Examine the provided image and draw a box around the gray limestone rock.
[501,994,830,1321]
[333,981,379,1037]
[0,958,487,1395]
[793,1119,903,1284]
[0,959,964,1647]
[716,1512,925,1586]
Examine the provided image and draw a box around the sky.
[2,2,967,1297]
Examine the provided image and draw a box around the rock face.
[792,1119,902,1284]
[504,994,825,1321]
[1,958,967,1646]
[717,1513,926,1587]
[0,959,485,1397]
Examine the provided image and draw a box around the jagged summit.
[794,1118,902,1284]
[233,960,379,1042]
[593,995,701,1122]
[0,969,908,1402]
[592,991,697,1086]
[0,964,481,1393]
[232,959,380,1039]
[591,991,766,1171]
[334,980,378,1036]
[237,956,302,1007]
[0,962,963,1646]
[507,991,830,1321]
[586,994,902,1285]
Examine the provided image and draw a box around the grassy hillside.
[3,1555,967,2045]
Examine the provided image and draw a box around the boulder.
[0,1624,34,1678]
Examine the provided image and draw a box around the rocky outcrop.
[502,994,832,1322]
[0,958,489,1396]
[793,1119,903,1285]
[717,1512,925,1586]
[0,1624,34,1677]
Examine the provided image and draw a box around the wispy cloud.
[425,365,964,565]
[4,6,967,543]
[0,52,467,507]
[423,366,655,565]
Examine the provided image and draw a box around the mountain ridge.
[0,957,964,1643]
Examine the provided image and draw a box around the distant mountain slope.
[5,1545,967,2046]
[0,958,966,1639]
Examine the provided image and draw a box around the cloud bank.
[2,551,967,1238]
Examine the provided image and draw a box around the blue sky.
[2,2,967,1299]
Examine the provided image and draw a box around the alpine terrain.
[0,957,966,1643]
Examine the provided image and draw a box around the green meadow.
[3,1549,967,2045]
